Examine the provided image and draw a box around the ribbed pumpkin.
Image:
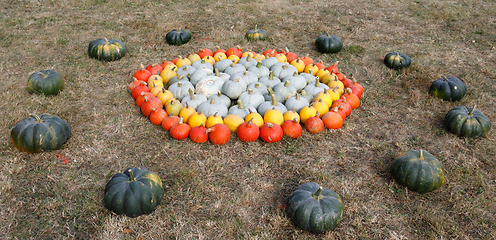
[315,34,343,54]
[11,114,71,153]
[88,38,126,61]
[27,70,64,96]
[383,51,411,70]
[287,182,344,233]
[245,26,268,41]
[165,29,192,46]
[104,167,164,218]
[391,149,445,193]
[444,106,491,138]
[429,76,467,101]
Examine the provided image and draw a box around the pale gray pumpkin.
[247,82,268,95]
[237,55,258,69]
[273,80,297,100]
[283,72,307,91]
[168,81,194,101]
[228,100,257,119]
[191,59,213,75]
[181,88,207,109]
[272,63,298,79]
[189,69,209,86]
[285,93,310,113]
[208,91,232,109]
[214,59,234,72]
[224,63,246,76]
[258,71,281,89]
[197,97,229,118]
[230,71,258,85]
[247,62,270,78]
[221,78,247,100]
[238,89,265,109]
[257,93,288,116]
[261,56,280,69]
[304,79,330,98]
[195,75,225,98]
[176,65,197,77]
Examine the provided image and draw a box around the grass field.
[1,0,495,239]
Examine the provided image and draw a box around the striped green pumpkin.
[27,70,64,96]
[88,38,126,61]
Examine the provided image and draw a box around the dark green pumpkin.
[27,70,64,95]
[391,149,445,193]
[444,106,491,138]
[10,114,71,153]
[165,29,192,46]
[88,38,126,61]
[104,167,164,218]
[429,76,466,101]
[383,51,411,70]
[287,182,344,233]
[315,34,343,53]
[245,27,268,41]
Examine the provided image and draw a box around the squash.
[170,117,192,140]
[258,93,288,117]
[315,34,343,54]
[208,91,231,109]
[178,104,196,123]
[197,97,229,118]
[273,80,297,101]
[245,26,269,41]
[237,55,258,69]
[322,107,343,129]
[259,122,283,143]
[88,38,126,61]
[165,29,192,46]
[27,70,64,96]
[208,123,231,145]
[168,81,195,101]
[206,112,224,128]
[238,89,265,109]
[245,109,264,128]
[444,106,491,138]
[383,51,411,70]
[236,118,260,142]
[284,94,310,113]
[104,167,164,218]
[281,118,302,139]
[181,89,207,110]
[195,75,225,98]
[221,78,247,100]
[223,114,245,132]
[189,124,209,143]
[11,114,71,153]
[258,71,281,89]
[282,71,307,91]
[228,100,256,119]
[304,113,324,134]
[264,107,284,126]
[391,149,445,193]
[429,76,466,101]
[287,182,343,233]
[247,62,270,78]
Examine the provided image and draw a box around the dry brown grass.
[1,0,495,239]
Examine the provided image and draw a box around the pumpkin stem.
[419,149,424,160]
[188,88,196,100]
[127,169,135,182]
[270,93,278,106]
[312,186,324,200]
[468,106,476,116]
[31,114,43,123]
[237,99,245,109]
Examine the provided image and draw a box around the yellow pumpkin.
[228,54,240,63]
[187,52,201,63]
[187,112,207,128]
[165,99,183,116]
[175,56,191,68]
[160,68,177,85]
[304,64,319,76]
[179,105,196,123]
[326,86,344,102]
[274,53,287,63]
[245,110,264,128]
[253,54,266,62]
[223,114,245,132]
[313,91,333,108]
[213,52,227,62]
[315,69,330,80]
[202,55,216,65]
[320,72,338,85]
[284,110,300,123]
[290,59,305,73]
[311,99,329,118]
[327,77,345,90]
[156,89,175,105]
[206,112,224,128]
[299,105,317,124]
[263,107,284,126]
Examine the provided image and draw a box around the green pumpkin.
[287,182,344,233]
[245,27,268,41]
[10,114,71,153]
[429,76,466,101]
[104,167,164,218]
[315,34,343,54]
[27,70,64,95]
[383,51,411,70]
[444,106,491,138]
[88,38,126,61]
[391,149,445,193]
[165,29,192,46]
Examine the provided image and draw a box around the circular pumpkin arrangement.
[127,46,364,144]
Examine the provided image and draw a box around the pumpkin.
[285,47,299,63]
[287,182,344,233]
[146,64,164,75]
[258,71,281,89]
[165,99,184,116]
[178,103,196,123]
[429,76,467,101]
[239,89,265,109]
[170,117,192,140]
[197,48,213,59]
[169,81,194,101]
[226,46,243,58]
[299,105,317,124]
[258,93,288,117]
[197,97,229,118]
[315,34,343,54]
[284,94,309,113]
[136,92,155,108]
[189,124,209,143]
[206,112,224,128]
[229,100,256,119]
[304,113,324,134]
[273,80,297,101]
[247,62,270,78]
[104,167,164,218]
[245,26,269,41]
[236,118,260,142]
[195,75,225,98]
[245,109,264,128]
[181,89,207,110]
[283,110,300,123]
[281,118,302,139]
[264,107,285,126]
[342,88,360,109]
[149,108,167,126]
[161,113,180,131]
[165,29,192,46]
[282,71,307,91]
[208,124,231,145]
[444,106,491,138]
[221,78,247,99]
[27,70,64,96]
[223,114,245,132]
[140,96,163,117]
[11,114,71,153]
[322,108,343,129]
[187,111,207,128]
[391,149,445,193]
[383,51,411,70]
[88,38,126,61]
[259,122,283,143]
